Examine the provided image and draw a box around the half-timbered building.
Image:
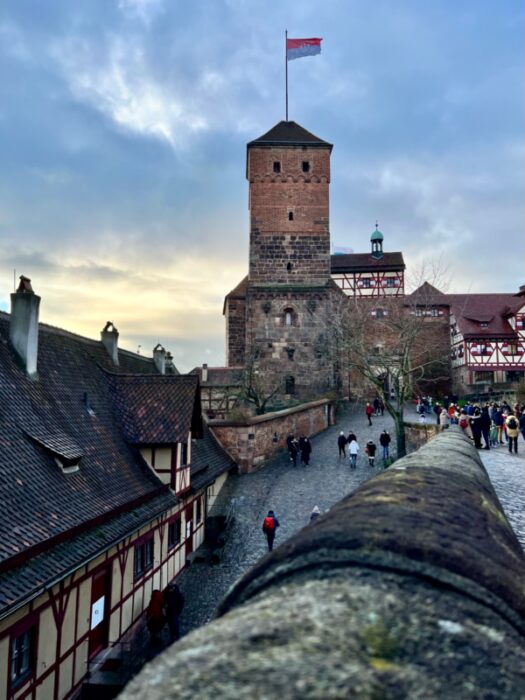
[190,365,243,419]
[0,278,234,700]
[448,287,525,394]
[331,226,405,298]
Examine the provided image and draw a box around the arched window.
[285,376,295,394]
[283,307,296,327]
[288,211,294,221]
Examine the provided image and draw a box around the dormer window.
[302,161,310,173]
[480,322,488,328]
[273,161,281,173]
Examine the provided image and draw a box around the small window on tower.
[287,262,292,272]
[302,161,310,173]
[288,211,294,221]
[273,161,281,173]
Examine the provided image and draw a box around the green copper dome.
[371,227,384,242]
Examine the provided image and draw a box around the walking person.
[433,403,442,425]
[164,582,185,643]
[519,409,525,444]
[287,435,298,466]
[299,436,312,466]
[146,589,166,647]
[262,510,280,551]
[348,438,360,468]
[479,406,491,449]
[506,413,519,454]
[310,505,321,523]
[337,431,347,459]
[365,402,374,426]
[470,408,483,449]
[379,430,391,460]
[439,408,449,431]
[365,440,377,467]
[373,396,381,416]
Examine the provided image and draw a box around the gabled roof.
[248,121,332,150]
[447,294,523,339]
[110,374,202,444]
[406,282,448,307]
[330,252,405,272]
[0,312,183,575]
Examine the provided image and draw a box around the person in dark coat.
[520,410,525,443]
[347,430,357,444]
[365,440,377,467]
[262,510,280,551]
[373,396,381,416]
[146,590,166,646]
[379,430,391,460]
[469,408,483,449]
[479,406,491,450]
[337,431,347,459]
[164,582,185,642]
[299,436,312,466]
[433,404,443,425]
[287,435,298,466]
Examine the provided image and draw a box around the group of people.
[146,582,185,647]
[286,433,312,466]
[454,401,525,454]
[337,429,392,467]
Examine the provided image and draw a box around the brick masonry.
[209,399,335,472]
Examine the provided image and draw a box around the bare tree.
[333,265,451,457]
[238,348,282,415]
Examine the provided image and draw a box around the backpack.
[262,516,275,532]
[507,417,517,430]
[459,417,469,429]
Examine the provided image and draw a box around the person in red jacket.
[365,402,374,426]
[262,510,280,551]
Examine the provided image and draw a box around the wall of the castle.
[248,146,331,285]
[225,296,246,366]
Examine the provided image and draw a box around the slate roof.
[110,374,202,444]
[330,252,405,272]
[446,294,524,339]
[0,312,192,579]
[248,121,332,149]
[191,425,236,493]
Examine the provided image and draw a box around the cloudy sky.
[1,0,523,371]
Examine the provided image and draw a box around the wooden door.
[88,567,111,659]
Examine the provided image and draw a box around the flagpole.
[285,29,288,121]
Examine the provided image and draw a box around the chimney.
[165,351,174,373]
[153,343,166,375]
[101,321,119,365]
[10,276,40,377]
[201,363,208,383]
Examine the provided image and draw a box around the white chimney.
[101,321,119,365]
[153,343,166,375]
[10,276,40,377]
[202,363,208,383]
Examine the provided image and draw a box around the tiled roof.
[191,425,236,492]
[446,294,523,339]
[248,121,332,149]
[406,282,449,307]
[109,374,202,444]
[0,312,187,575]
[330,252,405,272]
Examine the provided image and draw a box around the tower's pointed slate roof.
[248,121,332,149]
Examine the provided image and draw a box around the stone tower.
[225,121,342,401]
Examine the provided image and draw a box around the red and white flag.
[286,37,322,61]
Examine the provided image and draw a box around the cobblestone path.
[177,404,525,638]
[177,402,396,636]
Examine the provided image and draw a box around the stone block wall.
[404,422,441,452]
[209,399,335,473]
[225,296,246,366]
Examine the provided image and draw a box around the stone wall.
[404,421,441,452]
[209,398,335,473]
[225,295,246,367]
